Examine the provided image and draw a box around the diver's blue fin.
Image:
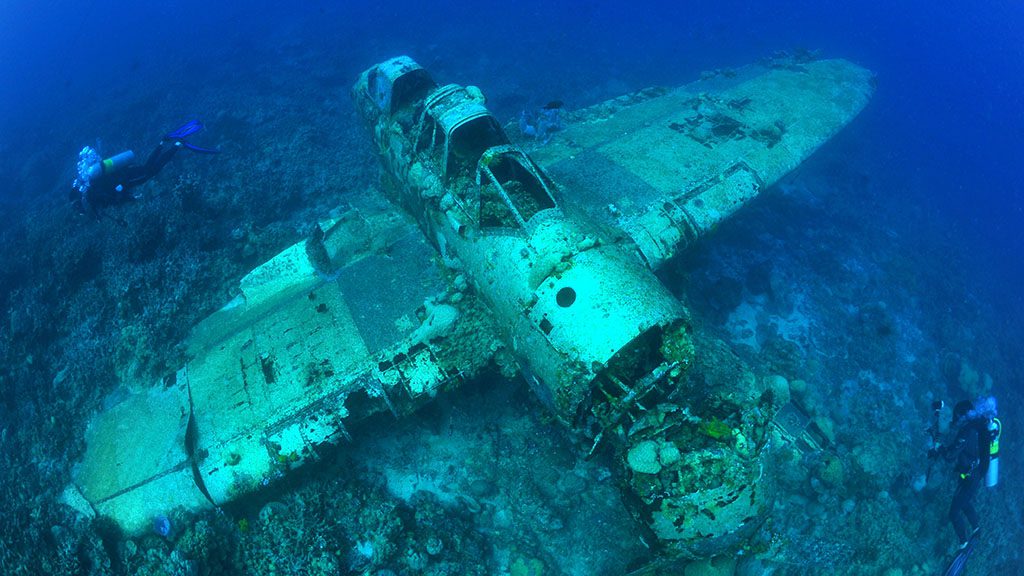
[166,120,203,140]
[182,142,220,154]
[166,120,219,153]
[942,533,978,576]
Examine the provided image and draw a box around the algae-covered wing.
[73,203,500,534]
[531,59,874,267]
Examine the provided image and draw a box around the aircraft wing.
[73,202,500,534]
[529,58,874,267]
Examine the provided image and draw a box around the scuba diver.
[927,395,1001,576]
[70,120,217,217]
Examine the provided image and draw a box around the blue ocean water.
[1,1,1021,574]
[3,1,1022,285]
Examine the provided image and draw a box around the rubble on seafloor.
[1,46,1022,576]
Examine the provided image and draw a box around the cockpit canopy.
[475,146,557,229]
[359,57,559,232]
[413,84,508,181]
[366,56,436,117]
[413,86,558,229]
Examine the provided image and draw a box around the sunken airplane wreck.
[68,55,872,559]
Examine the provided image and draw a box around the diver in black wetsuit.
[70,120,217,217]
[933,400,985,549]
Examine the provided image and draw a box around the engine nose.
[511,242,691,423]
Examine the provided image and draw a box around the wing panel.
[184,207,451,502]
[74,375,212,534]
[73,203,501,532]
[341,231,447,353]
[535,59,874,267]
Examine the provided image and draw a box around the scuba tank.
[986,418,1001,488]
[85,150,136,181]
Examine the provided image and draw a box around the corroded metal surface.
[74,55,872,561]
[76,203,499,533]
[531,59,874,268]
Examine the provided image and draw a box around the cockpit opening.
[446,115,506,181]
[477,148,558,229]
[390,69,434,114]
[368,60,435,122]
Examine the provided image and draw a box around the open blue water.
[3,1,1022,294]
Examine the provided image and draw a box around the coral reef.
[0,28,1021,576]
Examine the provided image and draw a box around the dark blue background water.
[3,1,1021,287]
[1,2,1022,571]
[0,1,1020,381]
